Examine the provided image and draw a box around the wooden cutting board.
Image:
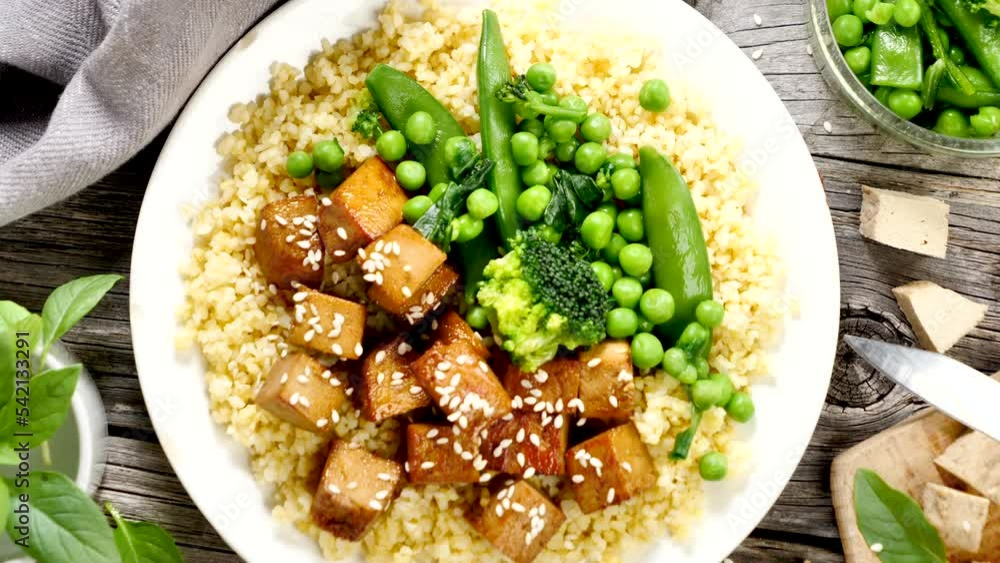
[830,373,1000,563]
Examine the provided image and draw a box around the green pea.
[971,107,1000,138]
[602,233,627,264]
[581,114,613,143]
[866,2,894,25]
[376,130,407,162]
[637,316,655,333]
[678,322,710,350]
[516,185,552,222]
[640,289,676,325]
[695,300,725,328]
[893,0,920,27]
[607,152,637,170]
[597,202,618,222]
[451,214,484,243]
[631,333,665,370]
[467,189,500,220]
[405,111,436,145]
[611,168,642,201]
[537,225,562,244]
[726,392,756,423]
[444,136,475,168]
[679,364,699,385]
[466,306,490,330]
[710,373,735,407]
[616,209,645,242]
[874,86,893,106]
[396,161,427,191]
[313,140,345,172]
[948,46,966,66]
[611,266,623,281]
[519,118,545,138]
[612,278,644,309]
[887,89,922,120]
[545,116,578,143]
[661,347,688,377]
[853,0,876,22]
[286,151,314,179]
[559,95,589,120]
[540,90,560,106]
[591,262,616,292]
[510,132,540,166]
[316,169,345,189]
[522,161,552,187]
[607,308,640,339]
[403,196,434,224]
[526,63,557,92]
[827,0,853,20]
[429,182,449,202]
[619,244,653,277]
[555,138,581,163]
[692,379,726,410]
[639,79,671,112]
[699,452,728,481]
[693,357,710,380]
[581,211,615,250]
[844,46,871,75]
[575,142,608,175]
[638,270,652,287]
[833,14,864,47]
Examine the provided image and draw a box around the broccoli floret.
[477,229,610,371]
[352,109,385,140]
[495,75,587,122]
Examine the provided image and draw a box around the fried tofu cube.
[311,440,404,541]
[859,185,949,258]
[565,422,656,514]
[501,356,580,416]
[289,290,367,359]
[413,340,512,428]
[318,158,408,263]
[436,310,489,359]
[359,337,428,422]
[396,264,459,323]
[921,483,990,554]
[467,480,567,563]
[406,423,485,484]
[893,281,988,353]
[577,341,636,420]
[362,225,447,315]
[481,412,569,477]
[254,195,324,289]
[256,353,350,434]
[934,431,1000,504]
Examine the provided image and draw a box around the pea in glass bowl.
[806,0,1000,157]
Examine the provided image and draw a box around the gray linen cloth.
[0,0,281,226]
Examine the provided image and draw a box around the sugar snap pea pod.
[478,10,522,247]
[366,64,467,187]
[870,23,924,90]
[935,0,1000,90]
[937,66,1000,108]
[922,59,947,110]
[914,0,976,95]
[639,147,713,343]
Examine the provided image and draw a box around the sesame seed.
[377,473,392,481]
[516,428,526,443]
[274,215,288,226]
[347,481,358,489]
[303,329,315,342]
[529,434,541,447]
[316,418,328,428]
[333,250,346,257]
[523,467,537,478]
[296,240,312,249]
[622,462,633,473]
[427,429,440,439]
[480,473,493,483]
[572,474,584,484]
[436,437,449,445]
[321,197,332,206]
[870,543,883,553]
[607,488,616,504]
[609,395,619,408]
[355,343,364,357]
[332,344,343,355]
[409,386,423,395]
[554,415,564,429]
[587,358,602,368]
[336,227,348,240]
[328,484,341,494]
[512,502,526,513]
[517,452,526,467]
[375,490,390,500]
[577,417,587,427]
[535,370,548,383]
[289,392,301,406]
[520,380,533,389]
[280,373,288,384]
[495,504,505,517]
[369,500,384,511]
[420,461,435,470]
[298,396,311,408]
[376,372,385,384]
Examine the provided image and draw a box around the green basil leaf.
[41,274,122,349]
[107,503,183,563]
[0,302,30,332]
[0,443,19,465]
[854,468,947,563]
[0,479,8,531]
[0,328,14,404]
[26,365,81,446]
[5,472,119,563]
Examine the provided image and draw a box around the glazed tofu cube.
[256,353,350,433]
[412,340,512,428]
[934,431,1000,504]
[362,225,447,315]
[859,185,949,258]
[481,412,569,477]
[436,310,489,359]
[289,290,367,359]
[406,423,485,485]
[318,158,408,263]
[254,195,324,289]
[565,422,656,514]
[467,480,566,563]
[577,341,636,420]
[501,356,580,416]
[359,337,428,422]
[311,440,404,541]
[396,264,459,323]
[921,483,990,554]
[893,281,988,353]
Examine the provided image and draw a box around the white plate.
[130,1,840,561]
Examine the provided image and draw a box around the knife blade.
[844,335,1000,442]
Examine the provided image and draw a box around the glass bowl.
[806,0,1000,157]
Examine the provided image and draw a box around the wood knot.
[828,308,912,409]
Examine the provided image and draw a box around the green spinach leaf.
[40,275,122,351]
[107,503,183,563]
[4,472,119,563]
[26,365,81,446]
[854,468,947,563]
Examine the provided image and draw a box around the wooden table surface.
[3,1,999,561]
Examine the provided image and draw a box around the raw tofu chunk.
[256,353,350,433]
[565,422,657,514]
[254,195,324,288]
[436,310,490,359]
[501,356,580,417]
[577,341,637,420]
[397,264,459,324]
[318,158,408,263]
[413,340,512,428]
[359,337,428,423]
[481,412,569,477]
[467,480,566,563]
[921,483,990,554]
[859,185,949,258]
[893,281,987,353]
[311,440,404,541]
[361,225,447,315]
[935,431,1000,504]
[406,423,485,484]
[290,290,367,359]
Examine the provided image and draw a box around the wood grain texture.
[2,0,1000,561]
